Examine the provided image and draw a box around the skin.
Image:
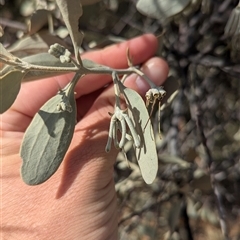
[1,34,169,240]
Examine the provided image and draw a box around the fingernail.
[135,76,149,95]
[142,61,162,82]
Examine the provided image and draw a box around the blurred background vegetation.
[1,0,240,239]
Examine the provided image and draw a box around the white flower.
[105,106,140,152]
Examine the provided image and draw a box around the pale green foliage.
[0,70,25,114]
[6,33,51,57]
[56,0,83,64]
[119,82,159,184]
[0,0,166,185]
[136,0,191,21]
[1,53,75,82]
[105,72,141,152]
[20,74,79,185]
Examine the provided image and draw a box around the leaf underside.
[119,82,158,184]
[56,0,83,64]
[0,70,25,114]
[136,0,190,21]
[20,88,76,185]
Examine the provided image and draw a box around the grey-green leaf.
[136,0,190,21]
[83,59,111,71]
[7,33,49,58]
[20,82,77,185]
[28,9,49,35]
[7,31,69,58]
[0,70,25,113]
[56,0,83,64]
[0,43,16,60]
[119,82,158,184]
[1,53,75,82]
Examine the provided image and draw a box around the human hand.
[2,34,169,240]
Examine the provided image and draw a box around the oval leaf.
[83,59,111,71]
[0,70,25,113]
[119,82,158,184]
[20,82,76,185]
[136,0,190,21]
[56,0,83,64]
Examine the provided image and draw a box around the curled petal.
[105,115,116,152]
[122,112,140,148]
[119,117,127,149]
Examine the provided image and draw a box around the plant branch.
[0,56,149,77]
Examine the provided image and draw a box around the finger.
[10,34,158,118]
[123,57,169,96]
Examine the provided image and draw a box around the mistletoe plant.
[0,0,166,186]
